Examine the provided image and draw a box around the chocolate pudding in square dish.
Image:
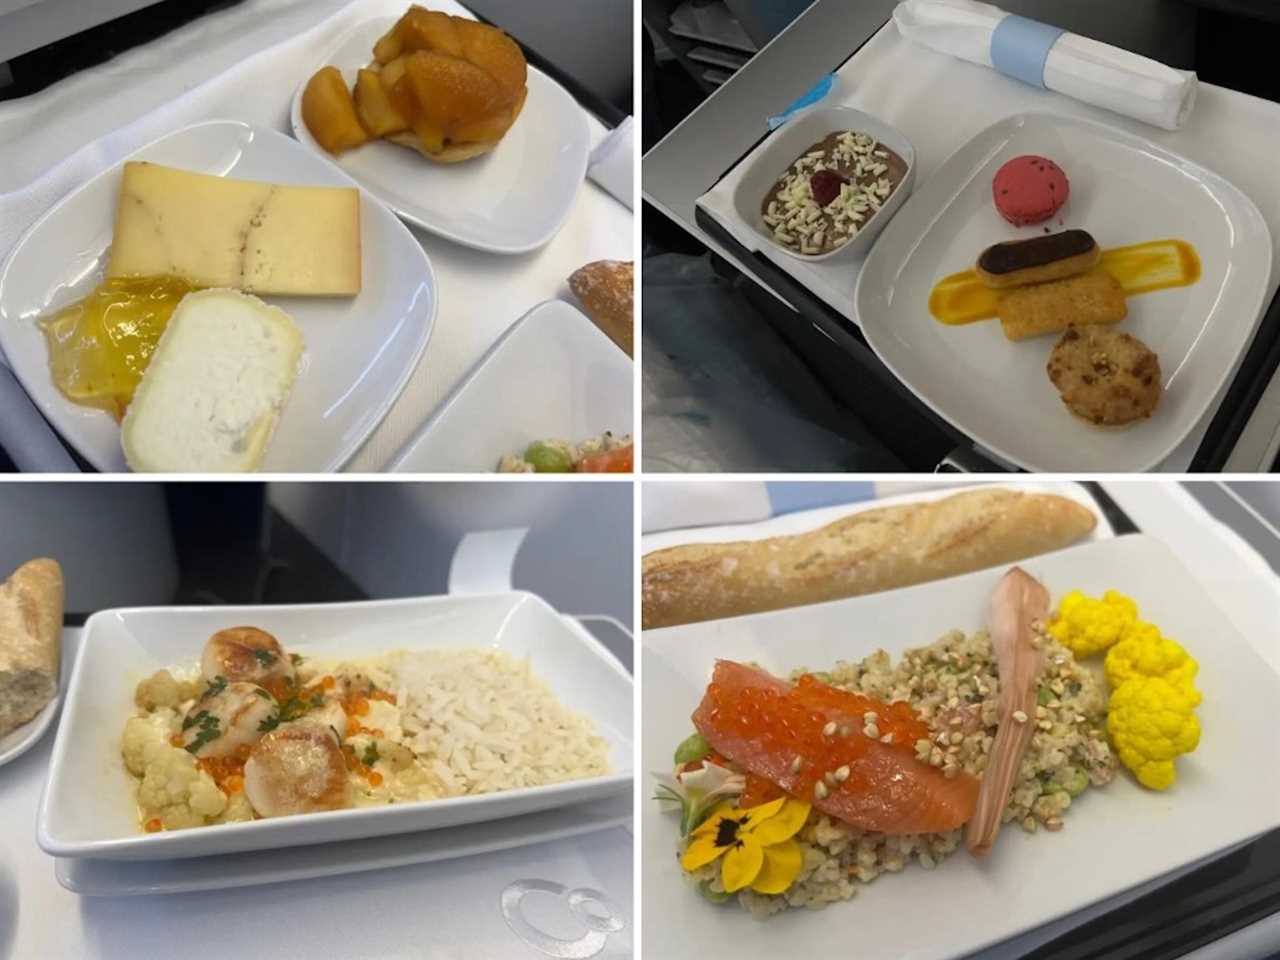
[761,131,908,256]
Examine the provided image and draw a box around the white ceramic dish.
[0,627,76,769]
[56,793,631,895]
[389,299,632,472]
[38,592,633,861]
[291,18,591,254]
[0,120,436,473]
[855,112,1273,473]
[730,105,915,262]
[641,534,1280,960]
[640,480,1114,555]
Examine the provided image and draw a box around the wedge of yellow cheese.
[106,162,361,296]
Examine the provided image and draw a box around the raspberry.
[810,170,847,208]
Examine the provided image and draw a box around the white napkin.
[893,0,1197,131]
[588,115,634,210]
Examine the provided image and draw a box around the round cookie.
[1046,326,1162,426]
[992,155,1069,226]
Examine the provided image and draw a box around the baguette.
[569,260,634,358]
[0,558,64,738]
[642,489,1096,629]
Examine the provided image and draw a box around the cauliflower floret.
[122,712,180,776]
[1047,590,1138,658]
[130,731,228,828]
[216,792,256,823]
[134,669,202,711]
[1105,626,1199,691]
[1106,677,1201,790]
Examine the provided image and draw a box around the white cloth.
[589,115,635,209]
[893,0,1197,131]
[0,0,632,472]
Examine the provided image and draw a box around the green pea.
[674,732,711,765]
[524,441,573,473]
[698,881,731,903]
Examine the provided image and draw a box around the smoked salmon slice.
[692,660,980,834]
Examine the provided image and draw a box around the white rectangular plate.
[56,794,631,896]
[390,299,632,472]
[290,18,590,254]
[640,480,1113,555]
[0,120,436,473]
[855,113,1273,472]
[39,592,632,861]
[641,534,1280,960]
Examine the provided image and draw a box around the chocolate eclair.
[975,230,1101,289]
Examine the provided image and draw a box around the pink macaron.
[992,155,1069,226]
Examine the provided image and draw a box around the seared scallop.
[243,722,350,818]
[181,681,277,758]
[201,626,295,684]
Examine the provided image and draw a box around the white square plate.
[641,534,1280,960]
[855,113,1273,472]
[39,592,633,861]
[290,18,591,254]
[389,299,632,472]
[0,120,436,473]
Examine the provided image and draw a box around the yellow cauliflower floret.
[1105,625,1200,694]
[1048,589,1138,657]
[1106,677,1201,790]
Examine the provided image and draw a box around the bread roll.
[642,489,1096,629]
[0,558,64,738]
[569,260,633,358]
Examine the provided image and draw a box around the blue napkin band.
[990,14,1064,89]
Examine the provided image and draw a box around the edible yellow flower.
[1106,676,1201,790]
[680,796,810,894]
[1104,624,1200,693]
[1047,589,1138,657]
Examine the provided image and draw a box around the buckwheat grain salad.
[663,628,1115,919]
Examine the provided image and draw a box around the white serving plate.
[0,120,436,473]
[291,18,591,254]
[640,480,1114,555]
[56,792,631,895]
[855,113,1273,473]
[38,592,632,861]
[730,105,915,262]
[0,627,76,769]
[641,534,1280,960]
[389,299,632,472]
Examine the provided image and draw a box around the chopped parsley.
[275,691,325,723]
[257,713,281,733]
[183,712,222,753]
[290,653,305,666]
[255,688,272,700]
[362,742,380,766]
[252,648,278,667]
[200,676,228,701]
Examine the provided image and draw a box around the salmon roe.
[697,670,932,798]
[144,818,163,833]
[197,744,252,793]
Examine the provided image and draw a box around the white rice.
[387,649,610,796]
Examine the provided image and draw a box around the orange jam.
[699,673,930,796]
[928,238,1201,326]
[40,275,197,419]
